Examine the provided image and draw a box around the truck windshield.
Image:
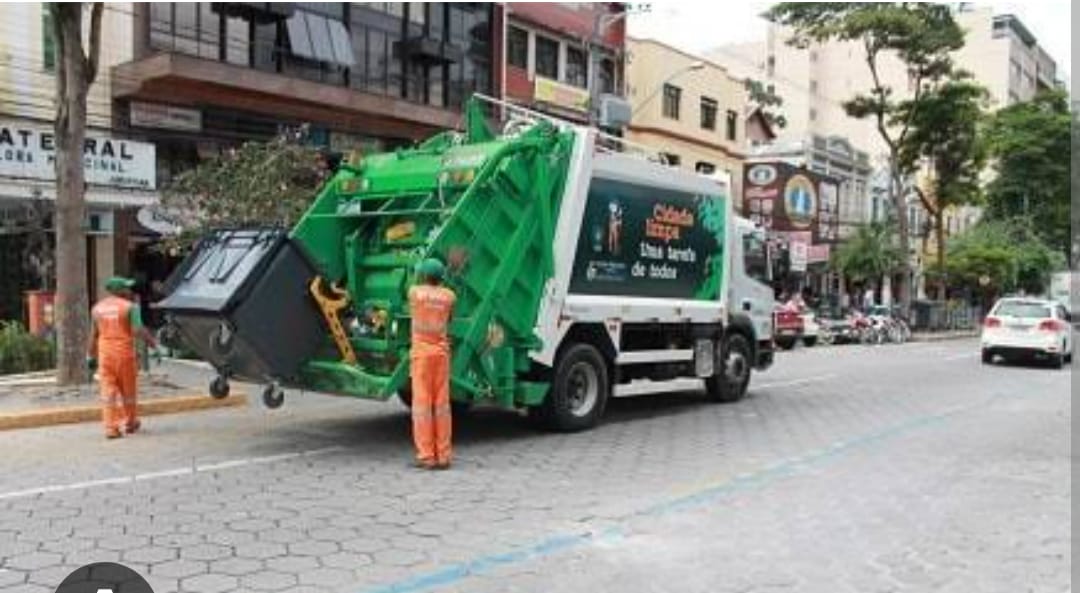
[743,233,769,284]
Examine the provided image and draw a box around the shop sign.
[790,241,808,272]
[136,205,182,235]
[534,77,590,113]
[743,160,839,244]
[130,101,202,132]
[0,121,156,190]
[808,243,831,263]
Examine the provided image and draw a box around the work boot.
[434,461,451,471]
[105,429,123,440]
[413,460,436,470]
[125,420,142,434]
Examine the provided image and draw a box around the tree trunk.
[934,210,947,301]
[889,160,911,316]
[53,4,92,385]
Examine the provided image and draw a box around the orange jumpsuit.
[408,284,456,465]
[91,295,139,435]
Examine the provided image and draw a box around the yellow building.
[624,38,748,198]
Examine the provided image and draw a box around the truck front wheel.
[534,343,610,432]
[706,333,752,403]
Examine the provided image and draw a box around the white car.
[981,298,1073,368]
[801,311,820,347]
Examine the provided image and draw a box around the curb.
[909,332,979,342]
[0,393,247,432]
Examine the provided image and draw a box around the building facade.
[624,38,747,197]
[0,3,156,321]
[502,3,625,124]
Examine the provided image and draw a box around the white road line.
[0,445,344,501]
[754,374,838,390]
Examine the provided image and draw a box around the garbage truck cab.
[159,95,776,431]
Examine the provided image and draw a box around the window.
[766,55,775,77]
[809,50,818,62]
[725,109,738,141]
[809,107,817,121]
[661,153,681,166]
[408,2,426,25]
[662,84,681,119]
[508,26,528,69]
[598,57,615,94]
[696,161,716,174]
[535,35,559,79]
[566,46,587,88]
[700,97,717,130]
[42,9,55,71]
[809,80,818,94]
[743,233,769,283]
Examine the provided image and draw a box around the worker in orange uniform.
[408,258,457,470]
[87,277,158,439]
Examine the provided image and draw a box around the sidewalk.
[0,359,245,430]
[909,329,979,342]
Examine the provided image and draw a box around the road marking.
[0,446,343,501]
[357,396,996,593]
[754,374,838,390]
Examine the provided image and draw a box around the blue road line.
[359,396,995,593]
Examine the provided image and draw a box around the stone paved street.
[0,339,1070,593]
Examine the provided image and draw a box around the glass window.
[199,3,220,60]
[566,45,587,88]
[225,15,249,65]
[661,152,680,166]
[598,57,615,94]
[725,109,738,141]
[696,161,716,174]
[327,18,355,66]
[535,35,559,79]
[387,30,402,95]
[992,301,1051,319]
[808,107,817,121]
[428,3,445,40]
[429,65,445,107]
[366,29,388,93]
[304,13,335,63]
[743,232,769,283]
[42,9,55,71]
[662,84,681,119]
[700,97,717,130]
[173,3,199,55]
[507,26,528,69]
[253,21,279,72]
[408,2,426,25]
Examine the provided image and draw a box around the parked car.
[801,310,820,347]
[981,297,1073,368]
[774,307,804,350]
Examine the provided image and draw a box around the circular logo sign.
[747,164,778,186]
[783,175,817,229]
[54,562,154,593]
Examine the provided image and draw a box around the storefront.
[0,120,157,324]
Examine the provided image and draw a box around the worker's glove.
[85,356,98,372]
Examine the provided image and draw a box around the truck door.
[732,228,775,344]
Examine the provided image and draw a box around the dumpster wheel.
[262,384,285,409]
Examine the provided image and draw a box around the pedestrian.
[407,258,457,470]
[86,277,158,440]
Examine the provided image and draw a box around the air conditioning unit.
[598,94,632,129]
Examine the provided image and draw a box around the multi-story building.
[624,38,747,197]
[954,7,1059,108]
[0,2,505,323]
[502,3,625,124]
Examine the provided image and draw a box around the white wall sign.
[0,121,157,190]
[130,101,202,132]
[790,241,808,273]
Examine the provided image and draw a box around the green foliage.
[744,78,787,129]
[983,89,1071,261]
[160,134,331,247]
[932,218,1066,295]
[897,75,988,211]
[0,322,55,375]
[830,223,903,283]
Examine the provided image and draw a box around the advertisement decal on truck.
[569,177,726,300]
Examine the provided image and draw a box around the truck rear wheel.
[706,333,751,403]
[534,343,609,432]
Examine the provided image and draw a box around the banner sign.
[534,77,590,113]
[744,161,838,244]
[130,101,202,132]
[0,121,156,190]
[569,177,727,300]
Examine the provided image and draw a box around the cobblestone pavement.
[0,339,1069,592]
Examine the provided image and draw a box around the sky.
[627,1,1073,84]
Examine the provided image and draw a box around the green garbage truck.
[158,96,777,431]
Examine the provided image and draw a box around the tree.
[896,76,988,299]
[160,132,331,247]
[765,3,965,314]
[983,89,1071,263]
[744,78,787,129]
[50,3,103,385]
[933,218,1065,301]
[831,222,903,287]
